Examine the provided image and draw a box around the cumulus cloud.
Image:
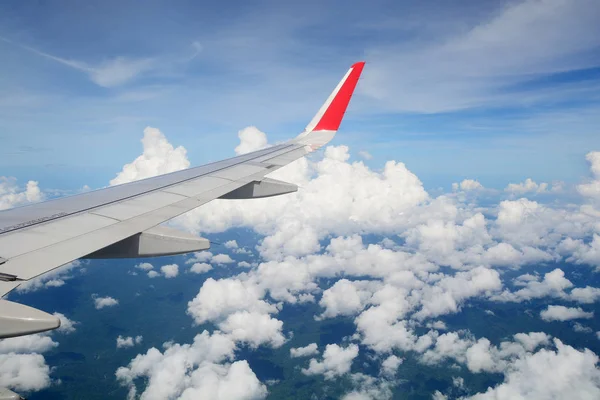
[0,334,58,354]
[317,279,379,320]
[16,260,82,293]
[190,262,212,274]
[577,151,600,202]
[540,305,594,321]
[224,240,239,249]
[175,141,429,260]
[110,127,190,186]
[341,373,394,400]
[570,286,600,304]
[0,353,52,392]
[465,339,600,400]
[218,311,285,348]
[0,176,43,210]
[0,333,58,392]
[186,251,234,266]
[117,335,143,349]
[491,269,573,302]
[186,278,284,349]
[187,278,276,325]
[187,251,213,263]
[212,254,235,264]
[160,264,179,278]
[505,178,557,195]
[452,179,483,192]
[116,330,267,400]
[290,343,318,358]
[53,312,78,334]
[302,344,359,380]
[93,295,119,309]
[136,262,154,271]
[380,355,402,378]
[234,126,269,155]
[421,331,552,374]
[109,127,600,398]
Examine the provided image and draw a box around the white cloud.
[452,179,483,192]
[561,235,600,268]
[317,279,379,320]
[190,262,213,274]
[570,286,600,304]
[187,251,213,264]
[0,334,58,355]
[358,150,373,160]
[426,321,448,331]
[577,152,600,201]
[160,264,179,278]
[107,127,600,398]
[53,312,78,334]
[290,343,318,358]
[93,295,119,310]
[540,305,593,321]
[505,178,550,195]
[178,361,268,400]
[224,240,239,249]
[110,127,190,186]
[0,353,52,392]
[0,333,58,392]
[116,330,266,400]
[136,262,154,271]
[432,391,448,400]
[187,278,276,326]
[465,339,600,400]
[491,268,573,302]
[573,323,593,333]
[362,0,600,112]
[1,38,154,87]
[16,260,82,293]
[218,311,285,348]
[380,355,402,378]
[148,270,160,278]
[413,267,502,321]
[175,141,429,260]
[302,343,359,380]
[88,57,154,87]
[421,331,552,374]
[234,126,269,155]
[341,373,394,400]
[238,261,252,268]
[0,176,43,210]
[212,254,235,265]
[117,335,143,349]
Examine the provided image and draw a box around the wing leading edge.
[0,62,365,339]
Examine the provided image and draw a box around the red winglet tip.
[312,62,365,132]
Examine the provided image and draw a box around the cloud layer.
[106,126,600,399]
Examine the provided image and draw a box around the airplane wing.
[0,61,365,338]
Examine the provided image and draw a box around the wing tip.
[310,61,365,132]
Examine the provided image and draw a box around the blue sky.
[1,0,599,190]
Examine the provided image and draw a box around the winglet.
[304,61,365,133]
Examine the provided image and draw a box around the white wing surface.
[0,61,365,338]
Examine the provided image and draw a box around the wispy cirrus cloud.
[1,36,153,87]
[362,0,600,112]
